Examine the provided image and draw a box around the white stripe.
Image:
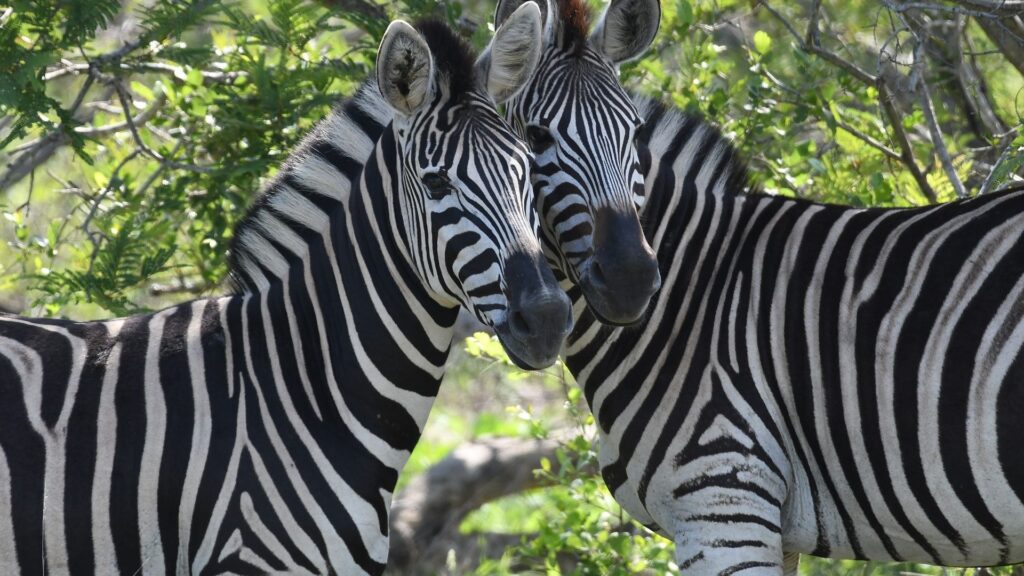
[968,272,1024,560]
[916,216,1021,561]
[92,337,122,574]
[0,319,88,576]
[291,155,351,200]
[320,220,436,428]
[138,310,173,576]
[177,300,212,573]
[250,211,331,422]
[292,236,411,468]
[218,297,236,399]
[267,185,329,232]
[873,200,1014,559]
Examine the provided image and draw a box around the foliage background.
[1,0,1023,573]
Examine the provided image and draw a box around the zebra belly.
[783,364,1024,566]
[803,427,1024,566]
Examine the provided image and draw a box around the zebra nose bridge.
[582,145,636,212]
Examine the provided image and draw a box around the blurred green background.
[2,0,1022,573]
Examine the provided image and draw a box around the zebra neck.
[225,123,458,483]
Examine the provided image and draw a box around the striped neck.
[223,115,459,476]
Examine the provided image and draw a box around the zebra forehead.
[528,51,631,105]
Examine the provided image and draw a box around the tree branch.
[112,81,215,174]
[315,0,387,22]
[980,139,1024,193]
[946,0,1024,16]
[976,15,1024,76]
[910,27,969,198]
[759,0,939,201]
[388,433,598,574]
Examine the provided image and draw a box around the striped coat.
[565,96,1024,572]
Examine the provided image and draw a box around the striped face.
[378,15,572,369]
[500,0,663,326]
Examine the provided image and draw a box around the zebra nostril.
[589,260,607,288]
[510,309,531,337]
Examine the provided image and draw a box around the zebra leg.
[782,552,800,576]
[670,494,786,575]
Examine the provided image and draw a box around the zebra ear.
[590,0,660,64]
[476,1,543,104]
[376,20,435,116]
[495,0,552,41]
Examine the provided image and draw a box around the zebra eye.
[526,126,555,152]
[422,169,453,199]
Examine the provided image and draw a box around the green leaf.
[753,30,772,55]
[676,0,693,28]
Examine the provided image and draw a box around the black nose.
[508,294,571,342]
[581,206,661,325]
[496,251,573,369]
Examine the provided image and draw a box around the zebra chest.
[591,360,797,543]
[191,433,392,576]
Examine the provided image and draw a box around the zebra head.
[497,0,662,326]
[376,8,572,369]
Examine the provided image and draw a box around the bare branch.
[878,82,939,202]
[883,0,1024,19]
[75,93,166,138]
[315,0,387,22]
[2,0,218,192]
[910,27,970,198]
[956,17,1010,141]
[759,0,939,201]
[828,111,904,160]
[44,61,244,84]
[944,0,1024,16]
[112,81,215,174]
[388,432,598,573]
[976,15,1024,76]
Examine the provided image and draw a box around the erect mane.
[414,19,478,99]
[632,93,756,201]
[226,19,479,292]
[556,0,590,54]
[226,81,392,291]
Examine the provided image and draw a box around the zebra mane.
[555,0,590,54]
[227,80,393,291]
[226,21,483,292]
[415,19,478,99]
[632,93,756,199]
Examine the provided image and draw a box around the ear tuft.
[377,20,434,115]
[477,1,543,103]
[590,0,660,64]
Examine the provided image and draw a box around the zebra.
[0,9,570,575]
[492,0,1024,571]
[497,0,664,326]
[567,74,1024,574]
